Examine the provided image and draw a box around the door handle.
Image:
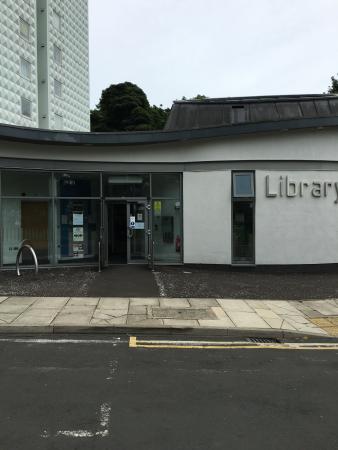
[128,229,134,238]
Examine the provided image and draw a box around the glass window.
[232,201,254,263]
[233,172,254,197]
[53,44,62,65]
[57,199,100,263]
[20,58,31,80]
[152,199,182,262]
[55,173,100,197]
[21,97,32,118]
[1,171,51,197]
[104,174,150,198]
[53,10,61,30]
[19,18,30,40]
[152,173,180,198]
[54,79,62,98]
[2,199,53,265]
[54,113,63,130]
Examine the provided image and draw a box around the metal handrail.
[16,241,39,276]
[98,240,102,273]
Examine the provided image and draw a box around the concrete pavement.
[0,296,338,337]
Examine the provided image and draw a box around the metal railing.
[98,240,102,273]
[16,240,39,276]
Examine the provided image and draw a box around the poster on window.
[73,226,84,242]
[73,243,84,258]
[73,213,83,226]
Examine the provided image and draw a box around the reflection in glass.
[233,173,254,197]
[152,199,181,262]
[151,173,180,197]
[2,199,52,265]
[104,174,149,198]
[56,173,100,197]
[1,171,51,197]
[232,201,254,263]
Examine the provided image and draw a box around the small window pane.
[55,113,63,129]
[104,174,150,197]
[20,58,31,80]
[57,199,100,264]
[21,97,32,118]
[152,173,180,197]
[152,199,182,262]
[19,18,30,40]
[1,171,51,196]
[54,79,62,97]
[233,173,254,197]
[53,45,62,65]
[55,173,100,197]
[53,10,61,30]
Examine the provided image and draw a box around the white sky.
[89,0,338,109]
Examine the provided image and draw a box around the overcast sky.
[88,0,338,109]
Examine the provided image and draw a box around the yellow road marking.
[129,337,338,351]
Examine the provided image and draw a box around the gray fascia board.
[0,116,338,147]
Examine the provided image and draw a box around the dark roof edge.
[174,94,338,105]
[0,116,338,146]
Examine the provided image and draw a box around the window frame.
[21,97,32,119]
[232,171,255,198]
[52,10,61,31]
[20,57,32,80]
[19,17,30,41]
[54,78,62,98]
[53,44,62,66]
[54,113,63,130]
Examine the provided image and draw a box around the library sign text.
[265,175,338,203]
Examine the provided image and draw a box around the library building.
[0,94,338,270]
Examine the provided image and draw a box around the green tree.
[91,82,170,132]
[180,94,208,101]
[328,75,338,94]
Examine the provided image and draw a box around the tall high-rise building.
[0,0,90,131]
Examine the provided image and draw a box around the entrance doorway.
[106,201,149,264]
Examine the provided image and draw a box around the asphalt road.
[0,335,337,450]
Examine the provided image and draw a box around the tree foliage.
[91,82,170,132]
[328,75,338,94]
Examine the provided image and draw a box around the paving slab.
[226,311,271,329]
[162,319,199,327]
[98,297,130,309]
[30,297,70,309]
[129,298,159,306]
[0,297,8,304]
[0,303,31,314]
[67,297,99,307]
[159,298,190,308]
[217,299,254,313]
[188,298,219,308]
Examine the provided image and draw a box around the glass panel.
[232,201,254,263]
[152,173,180,197]
[233,173,254,197]
[128,202,146,261]
[2,171,51,197]
[104,174,149,198]
[57,199,100,263]
[152,199,182,263]
[55,173,100,197]
[2,199,52,265]
[21,97,32,118]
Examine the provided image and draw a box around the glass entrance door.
[127,202,148,263]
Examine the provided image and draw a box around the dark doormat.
[86,265,159,297]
